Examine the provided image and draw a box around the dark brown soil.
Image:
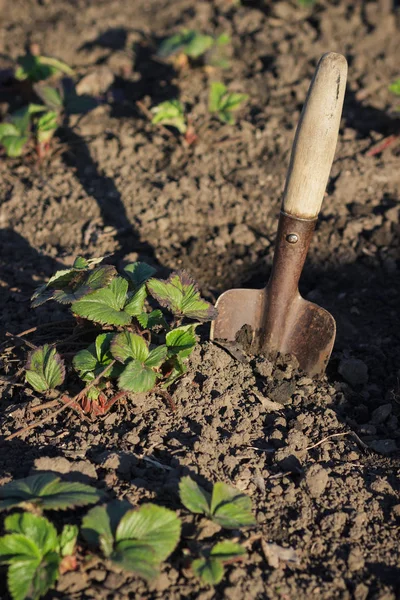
[0,1,399,599]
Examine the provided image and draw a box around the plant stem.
[5,360,116,441]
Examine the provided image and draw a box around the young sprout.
[157,30,231,69]
[209,82,248,124]
[151,100,187,134]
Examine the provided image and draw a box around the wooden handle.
[281,52,347,219]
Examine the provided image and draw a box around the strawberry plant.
[24,257,216,415]
[192,541,247,585]
[0,49,96,159]
[81,500,181,579]
[209,82,248,125]
[179,476,256,529]
[0,512,78,600]
[157,30,231,68]
[151,100,187,134]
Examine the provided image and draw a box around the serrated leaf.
[31,264,116,307]
[25,345,65,392]
[145,345,168,368]
[209,82,248,125]
[72,277,131,325]
[124,262,157,288]
[0,473,102,511]
[0,134,28,157]
[210,483,256,529]
[118,360,157,393]
[179,476,211,515]
[166,324,198,359]
[210,541,247,560]
[151,100,187,134]
[81,501,133,558]
[136,309,167,330]
[192,556,224,585]
[111,540,159,579]
[115,504,181,563]
[147,271,217,321]
[0,534,40,563]
[8,551,60,600]
[73,333,117,382]
[111,332,149,363]
[5,513,58,556]
[124,285,147,317]
[81,505,113,557]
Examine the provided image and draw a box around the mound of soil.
[0,1,399,599]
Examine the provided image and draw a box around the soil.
[0,1,400,599]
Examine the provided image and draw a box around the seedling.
[0,49,96,159]
[81,500,181,579]
[15,52,74,83]
[0,512,78,600]
[157,30,231,69]
[179,477,256,529]
[389,79,400,107]
[24,258,216,415]
[151,100,187,134]
[0,473,103,512]
[192,541,247,585]
[209,82,248,124]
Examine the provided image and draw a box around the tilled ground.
[0,0,399,599]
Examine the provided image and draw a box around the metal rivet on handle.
[286,233,298,244]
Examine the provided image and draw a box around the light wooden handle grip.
[281,52,347,219]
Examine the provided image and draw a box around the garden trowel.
[210,52,347,376]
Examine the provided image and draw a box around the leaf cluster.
[209,82,248,125]
[157,30,231,68]
[0,51,96,158]
[25,258,216,405]
[0,473,256,598]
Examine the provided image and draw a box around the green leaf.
[111,332,149,363]
[210,541,247,560]
[151,100,187,134]
[124,262,157,288]
[25,345,65,392]
[73,333,117,382]
[0,473,102,511]
[192,556,224,585]
[124,285,147,317]
[389,78,400,96]
[16,53,73,82]
[0,123,20,138]
[81,505,112,557]
[157,30,214,59]
[58,525,78,557]
[111,540,159,579]
[118,360,158,393]
[31,263,116,307]
[147,271,217,321]
[81,501,135,558]
[7,559,41,600]
[0,135,28,157]
[192,542,246,586]
[33,84,64,110]
[72,277,132,326]
[166,324,198,359]
[136,310,167,330]
[36,110,58,144]
[0,534,40,563]
[115,504,181,563]
[145,346,168,368]
[209,82,248,124]
[162,360,187,388]
[210,483,256,529]
[4,513,58,556]
[179,476,211,515]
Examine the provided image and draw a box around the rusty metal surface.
[210,212,336,376]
